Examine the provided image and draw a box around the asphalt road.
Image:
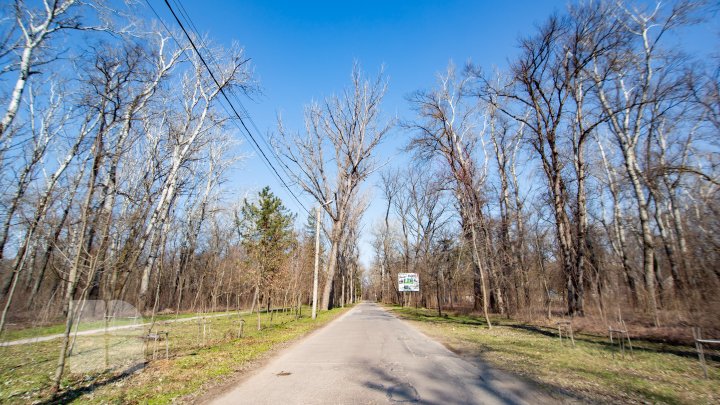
[210,302,556,405]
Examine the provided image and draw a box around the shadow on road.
[355,358,581,405]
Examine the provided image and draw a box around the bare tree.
[0,80,93,332]
[137,42,252,309]
[596,135,640,304]
[0,0,85,141]
[277,64,391,310]
[488,108,532,312]
[337,196,367,307]
[402,166,451,308]
[406,64,493,327]
[476,1,627,316]
[584,0,707,324]
[378,169,400,303]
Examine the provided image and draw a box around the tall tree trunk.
[465,205,492,328]
[625,151,660,326]
[321,223,341,310]
[51,134,104,393]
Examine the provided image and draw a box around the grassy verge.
[389,306,719,404]
[0,306,349,404]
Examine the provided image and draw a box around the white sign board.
[398,273,420,292]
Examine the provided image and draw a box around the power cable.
[165,0,309,213]
[170,0,300,185]
[147,0,310,214]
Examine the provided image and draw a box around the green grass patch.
[0,306,349,404]
[389,306,719,404]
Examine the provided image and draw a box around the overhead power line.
[168,0,301,185]
[146,0,309,214]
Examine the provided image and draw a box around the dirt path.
[0,311,247,347]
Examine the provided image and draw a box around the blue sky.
[144,0,717,268]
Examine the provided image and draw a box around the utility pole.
[312,200,332,320]
[312,206,321,320]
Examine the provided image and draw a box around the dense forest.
[365,0,720,332]
[0,0,360,338]
[0,0,718,353]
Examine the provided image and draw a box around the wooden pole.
[312,206,321,320]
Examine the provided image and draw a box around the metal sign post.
[398,273,419,307]
[398,273,420,292]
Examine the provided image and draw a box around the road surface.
[210,302,556,405]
